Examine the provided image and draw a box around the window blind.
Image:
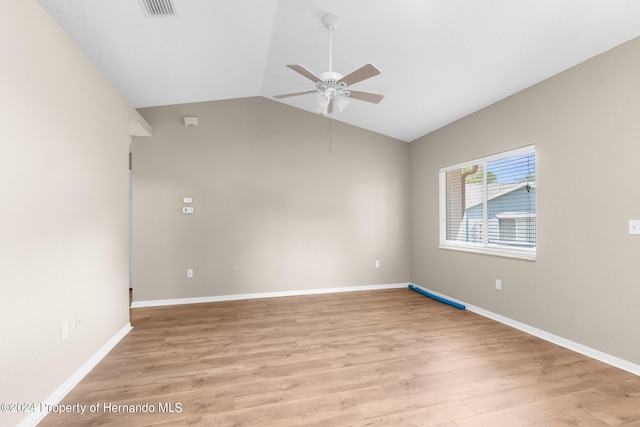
[440,146,536,259]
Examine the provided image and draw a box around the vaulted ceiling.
[39,0,640,142]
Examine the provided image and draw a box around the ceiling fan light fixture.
[334,95,350,112]
[316,92,330,106]
[316,104,329,115]
[316,92,330,114]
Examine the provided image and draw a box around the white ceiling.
[39,0,640,142]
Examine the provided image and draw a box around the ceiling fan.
[274,13,384,115]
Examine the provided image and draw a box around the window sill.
[440,242,536,261]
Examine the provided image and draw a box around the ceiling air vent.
[139,0,176,17]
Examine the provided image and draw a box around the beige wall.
[410,36,640,364]
[0,1,134,425]
[132,98,410,302]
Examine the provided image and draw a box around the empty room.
[3,1,640,426]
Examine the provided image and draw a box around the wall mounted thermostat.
[182,207,194,214]
[183,197,193,204]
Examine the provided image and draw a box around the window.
[439,146,536,260]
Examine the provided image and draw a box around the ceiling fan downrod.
[317,13,348,113]
[322,14,339,74]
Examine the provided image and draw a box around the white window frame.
[439,145,536,261]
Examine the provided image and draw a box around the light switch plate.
[629,220,640,235]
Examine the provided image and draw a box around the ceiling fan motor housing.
[319,71,343,85]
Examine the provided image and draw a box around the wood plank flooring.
[40,288,640,426]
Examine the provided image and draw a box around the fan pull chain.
[329,114,332,154]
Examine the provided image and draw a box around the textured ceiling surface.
[39,0,640,141]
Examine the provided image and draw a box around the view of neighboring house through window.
[439,145,536,260]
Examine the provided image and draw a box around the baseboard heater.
[408,284,466,310]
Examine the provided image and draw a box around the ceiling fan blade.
[338,63,381,87]
[346,90,384,104]
[273,90,317,99]
[287,64,322,83]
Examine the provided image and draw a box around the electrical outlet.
[61,320,69,340]
[495,279,502,290]
[187,268,193,278]
[229,267,236,276]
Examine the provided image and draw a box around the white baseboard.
[18,323,133,427]
[131,283,409,308]
[409,284,640,377]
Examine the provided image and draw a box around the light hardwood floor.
[40,289,640,426]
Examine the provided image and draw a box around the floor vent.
[139,0,176,17]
